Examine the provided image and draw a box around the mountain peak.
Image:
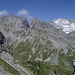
[50,18,75,34]
[53,18,70,25]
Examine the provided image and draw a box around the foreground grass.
[0,57,20,75]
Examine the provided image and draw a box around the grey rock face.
[0,31,6,45]
[31,18,70,50]
[0,15,29,37]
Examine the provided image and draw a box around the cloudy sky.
[0,0,75,22]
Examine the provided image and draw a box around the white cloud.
[27,16,33,20]
[17,9,29,16]
[17,9,33,20]
[0,10,8,15]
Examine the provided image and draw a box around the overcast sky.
[0,0,75,22]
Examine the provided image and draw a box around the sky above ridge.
[0,0,75,22]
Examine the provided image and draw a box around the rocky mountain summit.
[0,15,75,75]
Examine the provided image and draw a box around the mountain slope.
[0,16,75,75]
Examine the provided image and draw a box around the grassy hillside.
[0,57,20,75]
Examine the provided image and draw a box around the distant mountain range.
[50,18,75,34]
[0,15,75,75]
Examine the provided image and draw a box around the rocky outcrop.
[0,31,7,53]
[0,31,5,45]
